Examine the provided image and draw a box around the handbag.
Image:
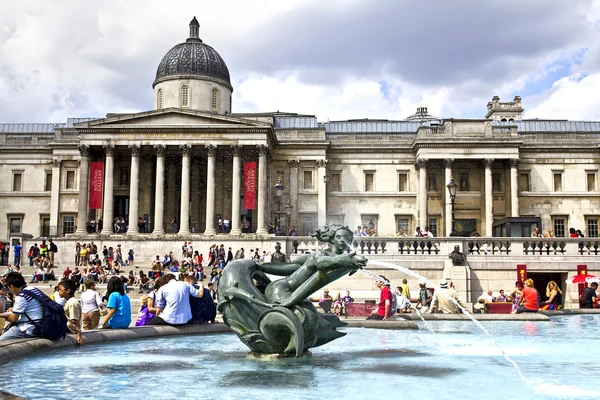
[135,305,155,327]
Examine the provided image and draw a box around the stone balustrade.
[287,236,600,258]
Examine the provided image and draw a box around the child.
[128,249,135,268]
[332,292,343,316]
[57,279,83,345]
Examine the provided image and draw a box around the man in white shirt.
[0,273,44,339]
[148,274,205,325]
[423,226,434,238]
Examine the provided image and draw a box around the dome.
[153,17,231,89]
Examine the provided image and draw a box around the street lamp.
[447,177,458,236]
[273,178,285,235]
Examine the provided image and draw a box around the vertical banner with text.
[577,264,587,309]
[89,161,104,209]
[517,264,527,284]
[243,162,257,210]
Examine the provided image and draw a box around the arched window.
[211,88,219,111]
[508,118,514,122]
[157,89,163,109]
[181,85,189,108]
[500,118,507,122]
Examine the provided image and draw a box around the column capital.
[78,145,89,157]
[154,144,165,156]
[129,144,141,157]
[257,145,269,156]
[316,159,327,168]
[231,145,242,156]
[206,144,217,157]
[180,144,191,156]
[509,158,520,168]
[415,158,428,169]
[483,158,494,168]
[52,158,61,168]
[444,158,454,168]
[288,159,300,167]
[103,145,115,157]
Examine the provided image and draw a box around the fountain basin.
[1,315,599,399]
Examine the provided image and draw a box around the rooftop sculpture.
[217,225,367,357]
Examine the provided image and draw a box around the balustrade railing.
[287,236,600,258]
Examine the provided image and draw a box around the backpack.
[580,288,590,307]
[50,242,58,253]
[389,288,399,314]
[23,289,68,340]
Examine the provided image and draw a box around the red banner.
[577,265,587,309]
[517,264,527,284]
[89,161,104,209]
[243,162,257,210]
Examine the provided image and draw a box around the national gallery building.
[1,17,600,246]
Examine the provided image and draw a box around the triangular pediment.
[76,108,271,129]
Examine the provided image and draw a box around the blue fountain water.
[2,317,599,400]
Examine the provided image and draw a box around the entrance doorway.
[527,272,567,305]
[114,196,129,219]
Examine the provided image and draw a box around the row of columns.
[75,144,271,237]
[418,158,520,237]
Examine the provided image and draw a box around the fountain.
[216,225,367,356]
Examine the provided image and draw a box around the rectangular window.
[63,215,75,235]
[9,217,22,234]
[303,170,313,190]
[587,173,597,192]
[398,172,408,192]
[361,215,378,235]
[300,214,317,236]
[45,172,52,192]
[588,219,599,238]
[459,172,469,191]
[518,172,530,192]
[428,219,438,237]
[553,218,565,238]
[12,172,23,192]
[66,170,76,189]
[365,172,374,192]
[553,172,563,192]
[396,217,410,235]
[492,172,501,192]
[331,172,341,192]
[427,174,438,191]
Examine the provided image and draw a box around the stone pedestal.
[443,261,472,304]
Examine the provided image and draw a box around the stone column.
[288,160,299,227]
[317,159,327,228]
[152,145,165,235]
[75,145,90,235]
[127,145,140,235]
[484,158,494,237]
[417,159,428,229]
[101,145,115,235]
[256,145,269,235]
[49,159,61,233]
[204,145,217,235]
[179,145,191,235]
[444,158,454,236]
[230,146,242,235]
[510,158,520,217]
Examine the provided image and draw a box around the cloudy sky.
[0,0,599,123]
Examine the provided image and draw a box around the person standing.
[367,276,393,320]
[13,242,22,268]
[48,239,58,264]
[400,278,411,301]
[80,280,104,330]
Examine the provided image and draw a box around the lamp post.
[447,177,458,235]
[273,178,285,235]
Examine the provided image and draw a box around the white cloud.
[526,72,600,120]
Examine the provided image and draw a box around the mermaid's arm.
[258,254,311,275]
